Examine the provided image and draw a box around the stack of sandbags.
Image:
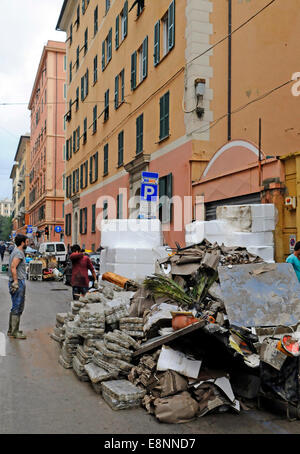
[119,317,144,339]
[58,320,81,369]
[101,379,146,410]
[71,300,86,316]
[104,300,130,330]
[72,341,96,382]
[50,313,68,344]
[77,304,105,339]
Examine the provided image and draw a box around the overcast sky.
[0,0,65,200]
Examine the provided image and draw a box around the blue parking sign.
[141,172,159,202]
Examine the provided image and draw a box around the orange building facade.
[28,41,66,244]
[56,0,300,256]
[56,0,215,251]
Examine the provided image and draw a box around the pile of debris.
[51,239,300,421]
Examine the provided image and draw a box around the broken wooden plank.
[133,321,205,358]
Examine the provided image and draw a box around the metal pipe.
[228,0,232,142]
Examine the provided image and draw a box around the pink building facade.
[28,41,66,244]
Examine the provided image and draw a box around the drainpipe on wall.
[228,0,232,142]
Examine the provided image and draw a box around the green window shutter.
[102,41,105,70]
[160,92,170,140]
[76,87,79,109]
[154,21,160,66]
[77,126,80,150]
[81,76,84,101]
[103,200,108,220]
[136,114,143,154]
[94,55,98,83]
[118,131,124,166]
[124,0,128,37]
[121,69,125,102]
[117,193,123,219]
[108,28,112,62]
[104,144,109,175]
[80,164,83,189]
[85,160,88,187]
[85,68,89,96]
[115,74,119,109]
[92,204,96,232]
[168,0,175,51]
[95,152,98,181]
[131,51,137,90]
[115,15,119,49]
[83,117,87,143]
[89,156,93,183]
[76,46,79,69]
[93,105,97,133]
[142,36,148,80]
[94,6,98,35]
[80,209,83,234]
[73,130,76,154]
[84,208,87,234]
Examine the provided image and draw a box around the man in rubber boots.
[7,234,29,339]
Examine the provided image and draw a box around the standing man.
[286,241,300,282]
[7,234,29,339]
[70,244,98,300]
[0,242,5,261]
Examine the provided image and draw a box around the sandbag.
[154,391,198,424]
[151,370,188,398]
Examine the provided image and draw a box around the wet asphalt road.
[0,255,300,435]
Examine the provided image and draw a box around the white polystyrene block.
[226,231,274,247]
[185,220,229,236]
[102,263,155,281]
[216,204,277,232]
[247,246,274,263]
[101,219,163,248]
[105,248,158,265]
[251,218,276,232]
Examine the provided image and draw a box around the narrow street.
[0,258,299,435]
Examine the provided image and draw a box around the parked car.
[38,242,67,263]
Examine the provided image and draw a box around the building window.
[131,37,148,90]
[117,193,123,219]
[105,0,110,15]
[118,131,124,166]
[94,6,98,36]
[76,46,80,70]
[114,69,124,109]
[73,130,76,154]
[104,89,109,122]
[159,173,173,223]
[92,105,97,134]
[103,200,108,220]
[80,160,88,189]
[91,204,96,233]
[69,62,72,83]
[102,29,112,70]
[89,152,98,184]
[104,144,109,176]
[83,117,87,144]
[159,91,170,140]
[116,1,128,49]
[84,28,88,55]
[64,83,67,99]
[76,87,79,110]
[64,55,67,71]
[80,208,87,234]
[130,0,144,17]
[82,0,86,15]
[154,20,160,66]
[81,68,89,101]
[65,213,72,236]
[69,23,73,45]
[161,1,175,58]
[136,114,143,154]
[93,55,98,84]
[77,126,80,150]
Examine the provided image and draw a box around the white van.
[38,242,67,263]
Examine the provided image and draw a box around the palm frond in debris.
[143,274,195,307]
